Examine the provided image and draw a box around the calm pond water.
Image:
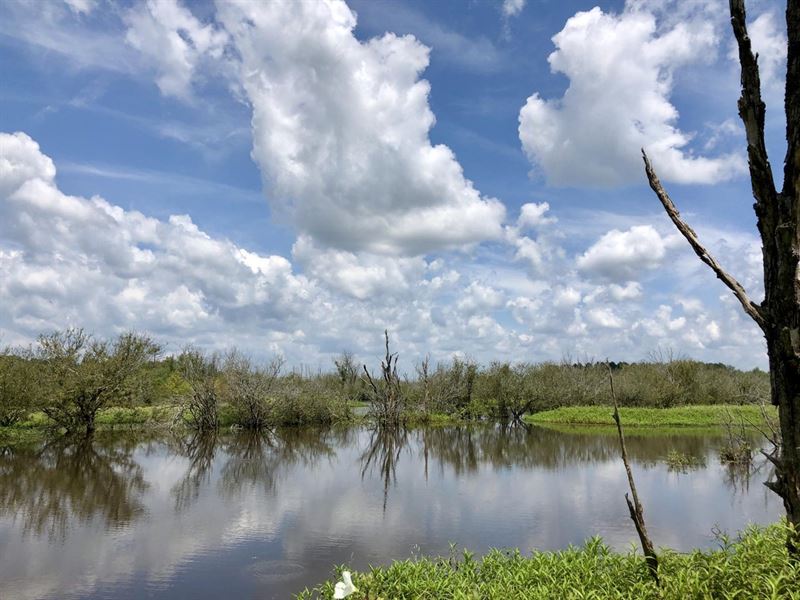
[0,424,780,599]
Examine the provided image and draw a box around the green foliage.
[664,450,706,473]
[36,329,160,435]
[0,346,37,426]
[297,523,800,599]
[415,356,479,419]
[466,358,769,420]
[0,328,775,435]
[269,374,351,426]
[526,405,776,427]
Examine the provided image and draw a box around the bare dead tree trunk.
[362,330,404,426]
[607,363,659,584]
[643,0,800,556]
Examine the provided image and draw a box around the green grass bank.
[297,523,799,599]
[525,404,776,428]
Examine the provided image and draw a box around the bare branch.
[608,362,659,584]
[642,150,766,330]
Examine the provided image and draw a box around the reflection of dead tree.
[742,401,784,497]
[721,403,779,496]
[360,426,409,511]
[172,431,218,512]
[219,430,277,495]
[608,363,659,584]
[218,428,336,498]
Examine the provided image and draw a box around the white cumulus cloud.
[216,0,505,255]
[518,3,746,186]
[577,225,680,282]
[0,131,311,345]
[124,0,229,99]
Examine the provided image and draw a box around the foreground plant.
[333,571,357,599]
[297,523,799,600]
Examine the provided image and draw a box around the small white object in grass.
[333,570,357,598]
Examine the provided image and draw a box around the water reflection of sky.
[0,425,780,599]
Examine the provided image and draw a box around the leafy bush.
[37,329,160,435]
[270,375,350,426]
[0,346,37,426]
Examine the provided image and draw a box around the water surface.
[0,424,779,599]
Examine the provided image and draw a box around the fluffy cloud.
[516,202,556,230]
[0,132,768,367]
[0,0,775,370]
[0,132,311,346]
[731,10,787,91]
[216,0,505,255]
[292,235,427,300]
[518,3,746,186]
[577,225,681,282]
[124,0,228,99]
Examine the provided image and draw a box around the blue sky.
[0,0,788,369]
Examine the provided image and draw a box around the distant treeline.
[0,329,769,435]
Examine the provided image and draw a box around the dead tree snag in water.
[608,362,659,584]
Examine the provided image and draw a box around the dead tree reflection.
[360,426,410,512]
[171,430,218,512]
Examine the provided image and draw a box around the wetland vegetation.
[0,329,791,598]
[0,328,773,443]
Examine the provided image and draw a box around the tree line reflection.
[0,424,769,537]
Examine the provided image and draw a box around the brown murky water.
[0,424,780,599]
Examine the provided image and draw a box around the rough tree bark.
[643,0,799,555]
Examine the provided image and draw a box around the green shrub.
[0,346,37,426]
[36,329,160,435]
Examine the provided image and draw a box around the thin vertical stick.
[607,362,659,584]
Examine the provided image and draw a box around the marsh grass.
[297,523,800,599]
[526,405,776,428]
